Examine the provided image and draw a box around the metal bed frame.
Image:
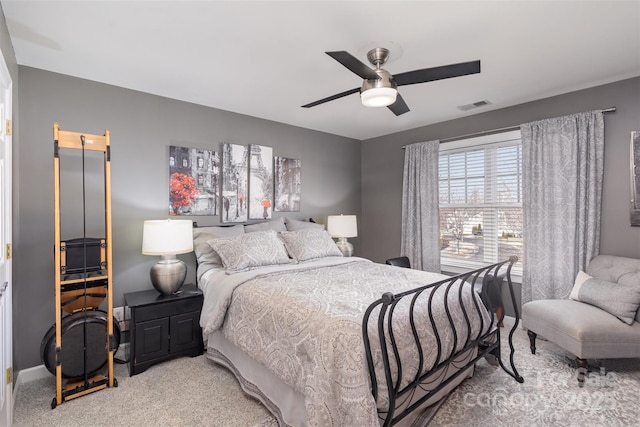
[363,256,523,426]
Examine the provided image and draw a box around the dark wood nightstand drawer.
[134,297,202,322]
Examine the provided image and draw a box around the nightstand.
[124,283,204,376]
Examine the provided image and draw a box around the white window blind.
[438,130,523,272]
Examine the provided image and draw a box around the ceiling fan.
[301,47,481,116]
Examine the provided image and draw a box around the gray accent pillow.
[279,229,342,262]
[193,224,245,269]
[569,271,640,325]
[284,217,324,231]
[245,217,286,233]
[208,229,291,273]
[586,255,640,323]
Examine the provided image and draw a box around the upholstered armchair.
[522,255,640,386]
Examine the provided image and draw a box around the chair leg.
[527,330,537,354]
[576,357,588,388]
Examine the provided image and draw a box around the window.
[438,130,523,272]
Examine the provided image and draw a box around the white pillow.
[284,217,324,231]
[569,270,640,325]
[193,224,245,268]
[244,217,286,233]
[279,229,343,262]
[208,229,291,273]
[569,270,592,300]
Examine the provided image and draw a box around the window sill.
[440,262,522,285]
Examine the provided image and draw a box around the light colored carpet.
[13,355,274,427]
[14,321,640,426]
[430,321,640,426]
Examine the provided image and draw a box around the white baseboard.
[12,343,128,414]
[12,364,52,419]
[15,364,50,387]
[15,343,127,388]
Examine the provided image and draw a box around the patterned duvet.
[199,257,490,427]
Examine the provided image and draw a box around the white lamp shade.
[142,219,193,255]
[361,87,397,107]
[327,215,358,238]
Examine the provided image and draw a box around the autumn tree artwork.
[169,172,198,215]
[169,146,220,216]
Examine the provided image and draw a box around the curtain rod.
[401,106,616,149]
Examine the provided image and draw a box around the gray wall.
[15,66,361,370]
[9,37,640,372]
[361,77,640,312]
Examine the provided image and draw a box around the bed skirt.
[207,331,306,426]
[206,331,477,427]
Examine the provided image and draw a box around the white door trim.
[0,47,13,427]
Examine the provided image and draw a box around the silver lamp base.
[335,237,353,257]
[150,255,186,295]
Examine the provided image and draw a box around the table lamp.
[142,219,193,295]
[327,214,357,257]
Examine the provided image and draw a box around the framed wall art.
[169,145,219,216]
[221,143,248,223]
[631,131,640,226]
[274,156,301,212]
[248,144,273,220]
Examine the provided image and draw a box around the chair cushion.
[523,299,640,359]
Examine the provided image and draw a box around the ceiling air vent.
[457,99,492,111]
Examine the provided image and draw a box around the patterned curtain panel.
[521,110,604,303]
[401,140,440,272]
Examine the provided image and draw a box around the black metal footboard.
[362,256,524,426]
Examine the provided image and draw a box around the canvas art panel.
[248,144,274,220]
[169,146,219,216]
[274,156,301,212]
[631,131,640,226]
[221,143,248,223]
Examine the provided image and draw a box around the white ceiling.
[2,0,639,140]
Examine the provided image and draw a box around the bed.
[193,219,523,426]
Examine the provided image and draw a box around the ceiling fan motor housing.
[361,68,396,92]
[362,48,397,107]
[361,68,398,92]
[361,68,398,107]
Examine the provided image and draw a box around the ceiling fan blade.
[301,87,360,108]
[326,51,380,80]
[394,60,481,87]
[387,93,410,116]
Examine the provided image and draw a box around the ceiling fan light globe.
[361,87,397,108]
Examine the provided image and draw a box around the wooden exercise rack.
[51,122,117,408]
